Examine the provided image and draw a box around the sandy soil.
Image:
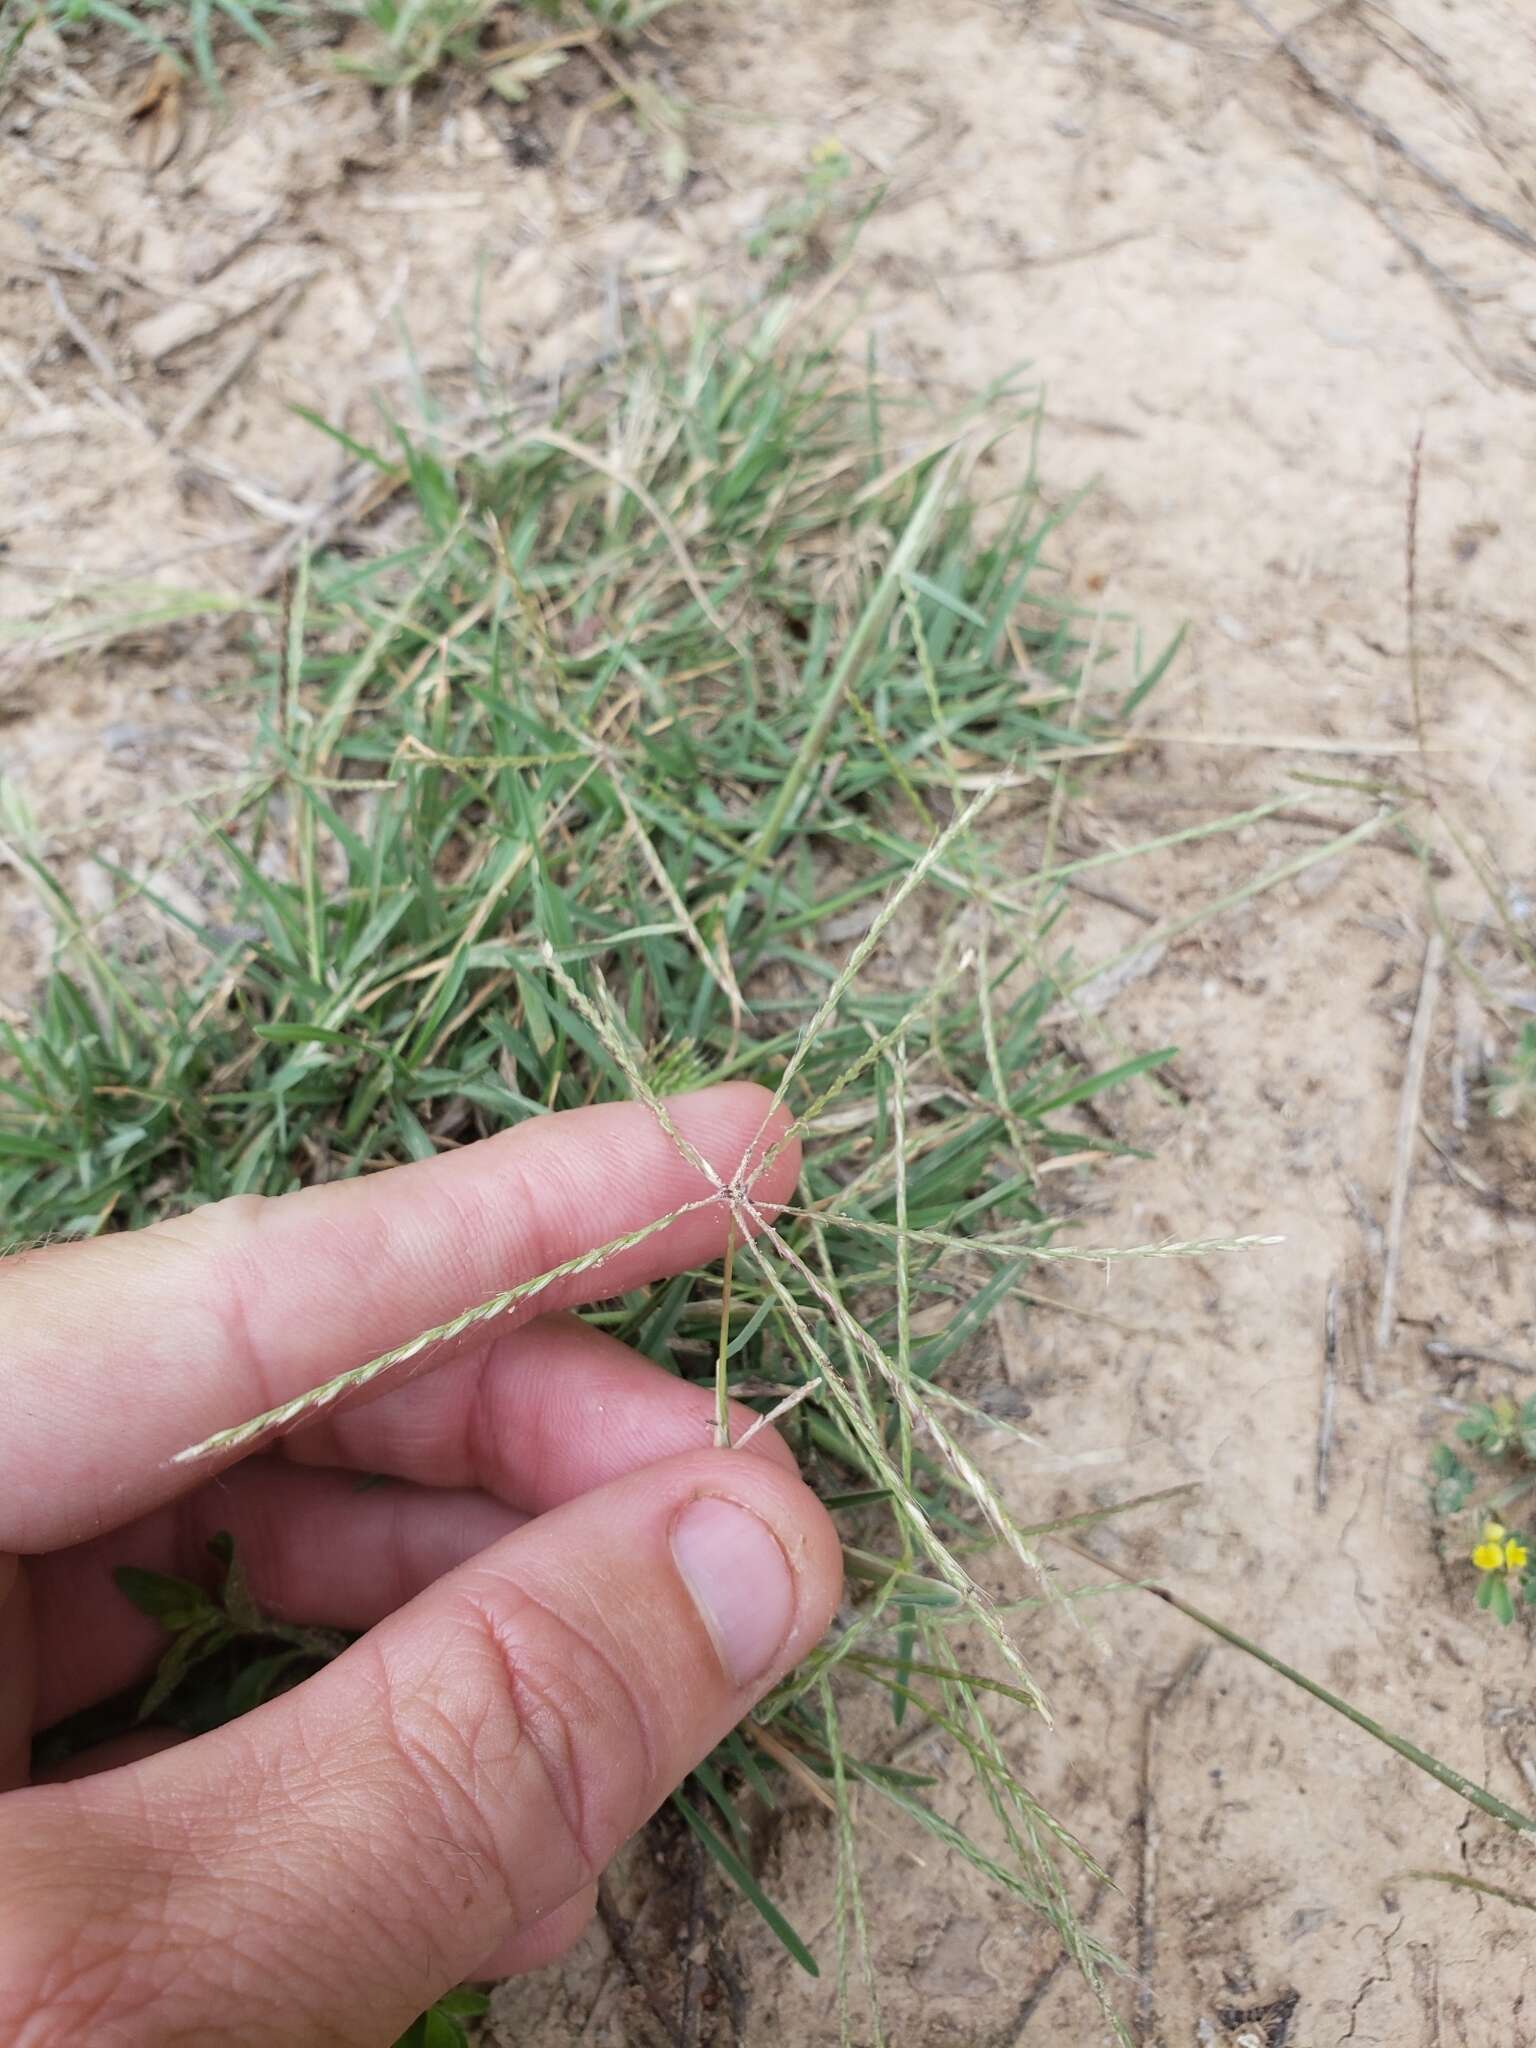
[4,1,1536,2041]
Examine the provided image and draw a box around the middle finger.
[30,1316,789,1728]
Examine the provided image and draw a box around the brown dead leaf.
[124,53,185,174]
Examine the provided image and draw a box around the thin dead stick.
[1426,1339,1536,1378]
[744,1718,840,1815]
[1230,0,1536,259]
[472,21,600,67]
[1375,930,1445,1358]
[1096,0,1244,51]
[189,201,287,284]
[1374,195,1536,394]
[162,276,316,446]
[252,457,406,598]
[1292,139,1536,395]
[1420,1121,1498,1204]
[1340,1256,1378,1407]
[44,271,122,390]
[0,344,49,412]
[1137,729,1436,756]
[1316,1277,1340,1511]
[1137,1645,1210,2043]
[1071,875,1158,923]
[1358,0,1516,173]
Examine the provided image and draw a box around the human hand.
[0,1084,841,2046]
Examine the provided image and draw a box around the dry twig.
[1316,1276,1340,1510]
[1426,1339,1536,1379]
[1374,930,1444,1360]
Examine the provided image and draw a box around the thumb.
[1,1451,840,2048]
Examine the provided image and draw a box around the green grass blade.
[672,1791,820,1976]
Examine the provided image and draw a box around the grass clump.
[5,0,684,100]
[3,312,1221,2037]
[13,0,290,92]
[335,0,682,93]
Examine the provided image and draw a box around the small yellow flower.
[1505,1538,1530,1570]
[1472,1540,1506,1572]
[1481,1520,1507,1545]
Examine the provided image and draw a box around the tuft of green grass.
[331,0,679,94]
[21,0,290,94]
[7,0,685,101]
[333,0,495,87]
[9,312,1184,2035]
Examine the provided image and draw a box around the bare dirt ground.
[4,1,1536,2041]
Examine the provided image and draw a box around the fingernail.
[672,1496,796,1688]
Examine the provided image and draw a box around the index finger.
[0,1084,798,1551]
